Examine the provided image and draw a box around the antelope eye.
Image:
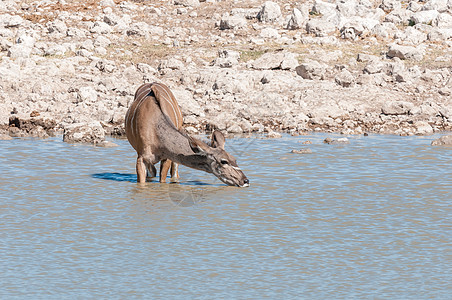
[220,159,229,165]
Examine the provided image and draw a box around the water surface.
[0,134,451,298]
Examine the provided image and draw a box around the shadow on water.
[92,173,223,187]
[92,173,137,182]
[92,173,228,207]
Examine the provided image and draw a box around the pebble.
[291,149,313,154]
[324,137,350,145]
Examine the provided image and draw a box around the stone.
[227,124,243,133]
[77,87,98,103]
[16,35,35,48]
[286,8,306,30]
[260,27,280,39]
[104,13,121,26]
[1,14,24,28]
[335,69,355,87]
[324,137,350,144]
[438,87,451,96]
[267,130,282,138]
[428,28,452,41]
[96,59,116,73]
[380,0,402,12]
[63,121,106,144]
[295,61,328,80]
[439,106,452,119]
[306,19,336,37]
[7,114,56,138]
[260,71,273,84]
[214,49,240,68]
[172,89,203,116]
[47,20,67,34]
[432,13,452,27]
[291,148,313,154]
[341,22,365,40]
[7,44,32,58]
[257,1,282,23]
[0,133,12,140]
[280,53,299,71]
[251,52,298,70]
[174,0,200,8]
[357,53,380,63]
[97,140,119,147]
[387,44,423,61]
[100,0,115,7]
[45,44,68,56]
[219,16,247,30]
[385,9,413,25]
[311,0,337,17]
[396,27,427,45]
[158,58,184,70]
[408,1,422,12]
[94,36,111,48]
[422,0,449,12]
[126,22,149,36]
[410,10,440,25]
[413,121,433,135]
[381,101,414,115]
[431,135,452,146]
[371,22,398,39]
[89,21,111,34]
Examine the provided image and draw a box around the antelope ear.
[211,130,225,149]
[189,138,207,156]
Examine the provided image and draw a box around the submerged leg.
[159,159,172,183]
[170,162,179,182]
[146,163,157,182]
[136,156,147,183]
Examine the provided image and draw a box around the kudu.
[125,82,249,187]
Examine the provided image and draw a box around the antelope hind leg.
[159,159,172,183]
[170,162,179,183]
[136,156,147,183]
[146,163,157,182]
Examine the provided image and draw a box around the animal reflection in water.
[125,82,249,187]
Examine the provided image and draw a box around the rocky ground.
[1,0,451,144]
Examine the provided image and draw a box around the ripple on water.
[0,134,451,298]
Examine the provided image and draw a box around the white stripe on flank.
[130,84,152,137]
[126,86,146,120]
[153,82,181,127]
[128,83,182,138]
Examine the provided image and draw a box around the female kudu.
[125,82,249,187]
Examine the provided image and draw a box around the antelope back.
[150,83,183,129]
[127,83,183,131]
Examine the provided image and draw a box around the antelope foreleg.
[159,159,172,183]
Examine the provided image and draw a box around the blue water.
[0,134,451,298]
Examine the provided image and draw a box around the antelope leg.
[159,159,172,183]
[136,156,147,183]
[170,162,179,182]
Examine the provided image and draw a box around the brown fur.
[125,82,249,187]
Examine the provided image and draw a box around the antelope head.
[189,131,249,187]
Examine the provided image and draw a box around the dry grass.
[105,37,177,64]
[19,0,125,24]
[239,49,267,62]
[15,0,450,71]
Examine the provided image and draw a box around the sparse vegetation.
[239,49,267,62]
